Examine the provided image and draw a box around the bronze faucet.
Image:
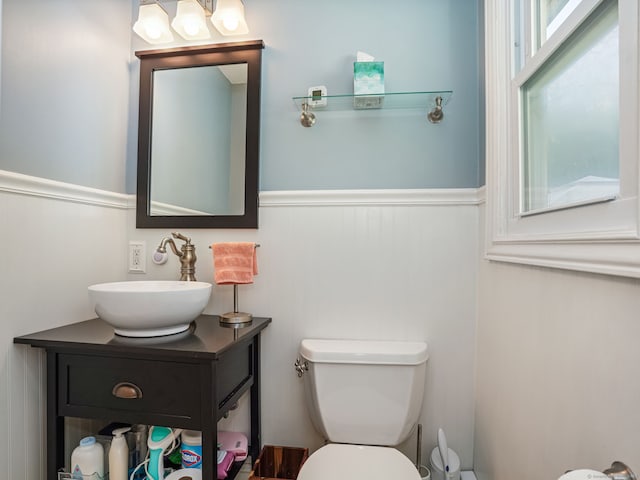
[155,232,197,281]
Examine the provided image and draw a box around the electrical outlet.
[129,241,146,273]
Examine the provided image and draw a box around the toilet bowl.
[297,443,420,480]
[296,338,429,480]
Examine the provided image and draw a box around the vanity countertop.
[14,315,272,359]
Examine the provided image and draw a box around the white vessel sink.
[88,281,212,337]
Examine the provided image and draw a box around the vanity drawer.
[216,342,253,409]
[58,354,202,427]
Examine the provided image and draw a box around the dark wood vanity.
[14,315,271,480]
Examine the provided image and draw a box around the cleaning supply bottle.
[71,436,104,479]
[181,430,202,469]
[109,427,131,480]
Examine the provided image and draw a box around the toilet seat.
[297,443,421,480]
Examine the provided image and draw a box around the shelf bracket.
[428,96,444,124]
[300,102,316,127]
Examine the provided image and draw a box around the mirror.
[135,40,264,228]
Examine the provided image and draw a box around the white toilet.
[296,338,429,480]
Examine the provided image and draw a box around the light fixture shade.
[211,0,249,35]
[172,0,211,40]
[133,3,174,44]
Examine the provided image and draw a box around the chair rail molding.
[259,188,485,207]
[0,169,132,209]
[0,169,486,212]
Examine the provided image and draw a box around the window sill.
[485,239,640,278]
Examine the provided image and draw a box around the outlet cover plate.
[128,241,146,273]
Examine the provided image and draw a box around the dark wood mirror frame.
[135,40,264,229]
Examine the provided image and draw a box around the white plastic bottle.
[109,427,131,480]
[71,436,104,479]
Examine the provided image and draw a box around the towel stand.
[219,284,253,325]
[210,243,259,325]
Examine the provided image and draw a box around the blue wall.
[250,0,483,190]
[128,0,483,193]
[0,0,132,193]
[0,0,482,193]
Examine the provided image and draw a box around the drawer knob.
[112,382,143,399]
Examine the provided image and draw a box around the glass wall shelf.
[292,90,452,127]
[292,90,451,111]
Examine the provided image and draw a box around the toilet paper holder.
[563,462,637,480]
[603,462,636,480]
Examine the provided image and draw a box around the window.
[536,0,583,48]
[522,1,619,213]
[485,0,640,277]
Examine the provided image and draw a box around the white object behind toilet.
[430,428,461,480]
[430,446,461,480]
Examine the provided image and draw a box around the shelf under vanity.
[292,90,453,126]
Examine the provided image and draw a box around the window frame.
[485,0,640,277]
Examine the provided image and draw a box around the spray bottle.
[109,427,131,480]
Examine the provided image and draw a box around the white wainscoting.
[2,170,483,476]
[1,170,129,480]
[259,190,481,468]
[128,188,484,469]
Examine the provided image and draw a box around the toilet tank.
[299,339,428,446]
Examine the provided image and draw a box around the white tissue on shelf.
[357,51,375,62]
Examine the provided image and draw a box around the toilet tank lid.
[300,339,428,365]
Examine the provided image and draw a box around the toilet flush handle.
[294,357,308,377]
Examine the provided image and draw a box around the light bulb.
[183,18,201,36]
[222,15,239,32]
[133,3,173,44]
[172,0,210,40]
[145,21,163,40]
[211,0,249,35]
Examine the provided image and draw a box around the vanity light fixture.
[211,0,249,35]
[172,0,211,40]
[133,0,250,44]
[133,0,174,44]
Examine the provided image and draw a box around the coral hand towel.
[212,242,258,285]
